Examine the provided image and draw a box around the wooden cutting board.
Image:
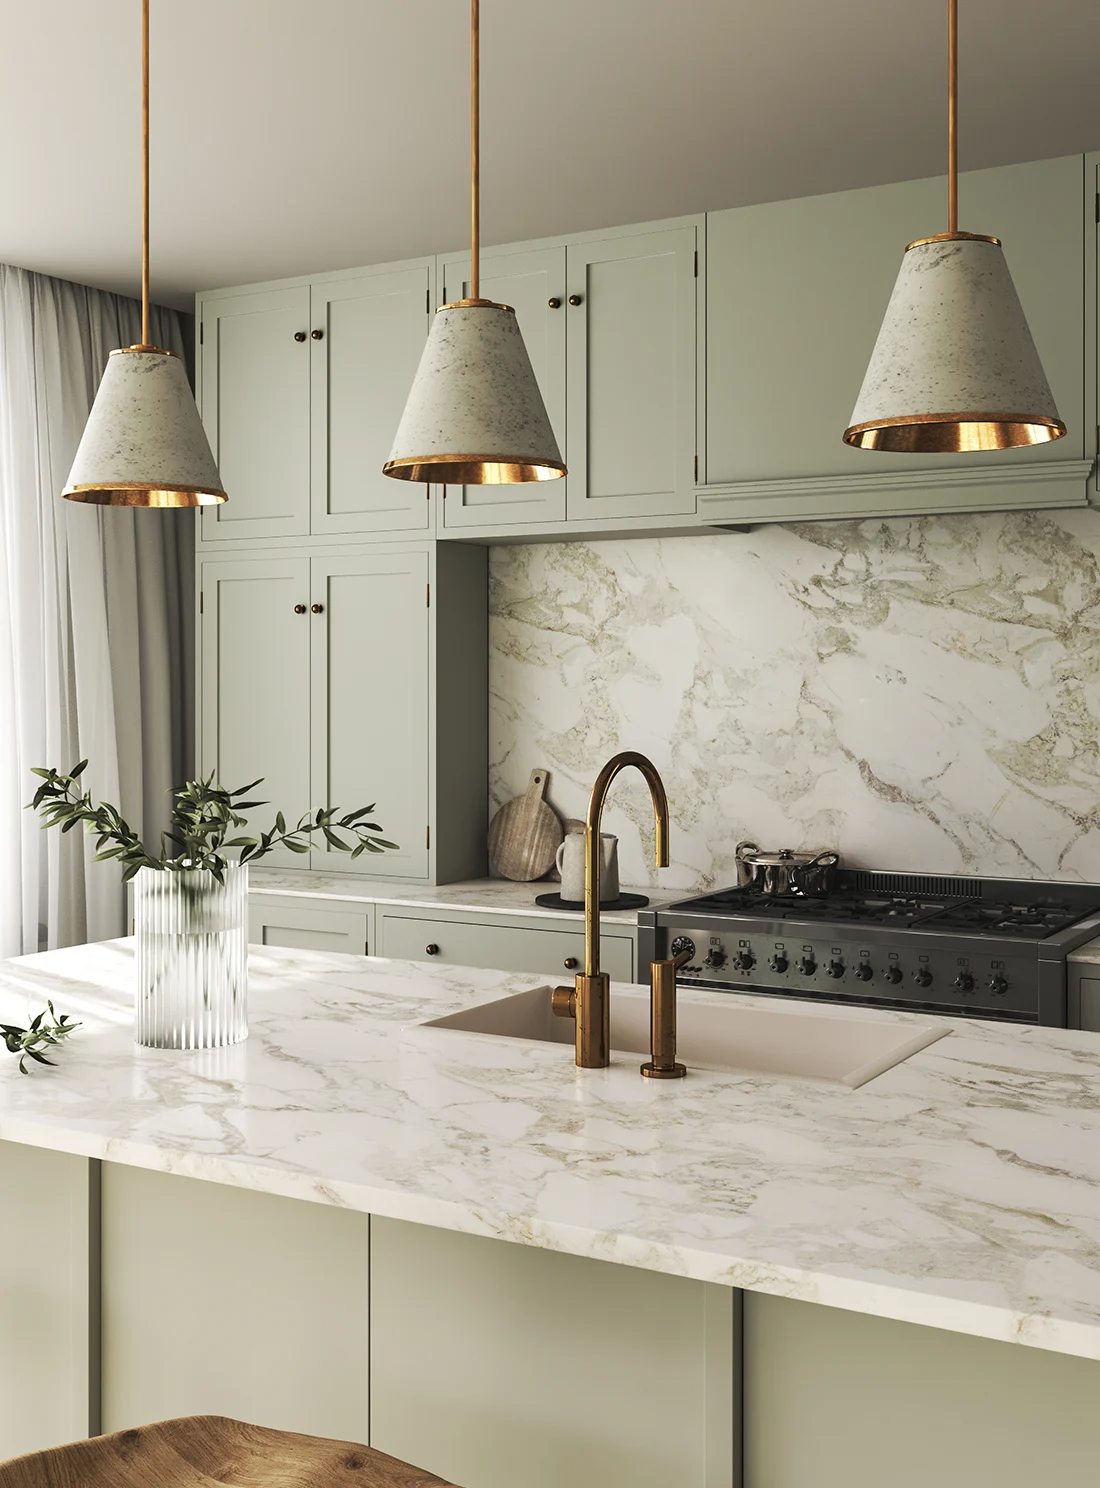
[487,769,563,882]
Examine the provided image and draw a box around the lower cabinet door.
[249,895,370,955]
[377,910,634,982]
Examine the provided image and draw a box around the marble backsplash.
[488,510,1100,892]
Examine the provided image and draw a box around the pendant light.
[384,0,565,485]
[63,0,226,507]
[843,0,1066,453]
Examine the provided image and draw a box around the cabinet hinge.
[426,582,430,608]
[693,249,698,278]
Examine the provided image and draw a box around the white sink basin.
[424,987,949,1088]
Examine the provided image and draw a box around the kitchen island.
[2,940,1099,1486]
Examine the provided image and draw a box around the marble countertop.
[247,869,677,925]
[2,940,1100,1362]
[1069,934,1100,966]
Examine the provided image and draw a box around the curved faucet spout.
[584,751,670,978]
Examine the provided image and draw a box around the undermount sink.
[424,987,949,1089]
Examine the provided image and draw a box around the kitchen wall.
[489,509,1100,892]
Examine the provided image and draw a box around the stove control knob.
[799,956,817,976]
[670,936,696,962]
[731,949,754,973]
[769,953,789,973]
[953,972,975,993]
[825,958,845,979]
[854,962,873,982]
[988,974,1009,996]
[883,965,903,985]
[913,967,934,988]
[706,947,728,970]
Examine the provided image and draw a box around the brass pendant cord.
[470,0,480,301]
[947,0,958,234]
[141,0,151,347]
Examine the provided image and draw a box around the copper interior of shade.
[64,482,228,507]
[843,414,1067,452]
[382,457,567,485]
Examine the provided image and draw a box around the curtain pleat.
[0,265,194,956]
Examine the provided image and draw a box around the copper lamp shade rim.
[111,343,181,359]
[843,412,1067,452]
[63,480,228,507]
[383,454,566,485]
[905,230,1001,251]
[438,298,516,313]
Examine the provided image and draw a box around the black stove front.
[641,870,1100,1026]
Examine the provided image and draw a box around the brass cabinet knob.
[425,943,440,956]
[563,956,578,969]
[294,331,307,342]
[568,294,582,306]
[311,328,324,340]
[311,603,324,614]
[547,297,561,309]
[293,603,307,614]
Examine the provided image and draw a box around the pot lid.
[735,841,838,866]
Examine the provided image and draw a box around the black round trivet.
[534,892,650,913]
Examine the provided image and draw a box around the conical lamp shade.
[384,301,565,483]
[843,234,1066,452]
[63,347,227,506]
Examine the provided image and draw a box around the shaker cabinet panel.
[377,909,634,983]
[705,155,1086,488]
[310,265,433,536]
[566,226,698,521]
[438,246,567,529]
[310,552,431,881]
[199,557,312,861]
[199,287,312,542]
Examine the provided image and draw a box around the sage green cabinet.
[377,906,635,982]
[438,246,567,530]
[702,155,1092,522]
[310,264,433,536]
[566,224,699,523]
[249,893,372,955]
[199,543,487,885]
[199,286,312,543]
[199,262,434,545]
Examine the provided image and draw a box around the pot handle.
[735,841,761,862]
[805,852,840,869]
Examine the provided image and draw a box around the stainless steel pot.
[734,842,840,897]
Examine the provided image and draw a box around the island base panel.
[100,1165,369,1442]
[0,1141,98,1461]
[369,1217,739,1488]
[745,1293,1100,1487]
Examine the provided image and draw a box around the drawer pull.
[563,956,578,970]
[425,943,440,956]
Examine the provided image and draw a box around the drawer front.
[379,913,634,983]
[249,896,370,956]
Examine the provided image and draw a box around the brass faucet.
[552,751,688,1078]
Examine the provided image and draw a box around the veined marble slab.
[489,511,1100,891]
[247,869,678,926]
[2,941,1100,1361]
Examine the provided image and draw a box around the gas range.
[639,870,1100,1026]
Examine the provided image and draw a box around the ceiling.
[1,0,1096,309]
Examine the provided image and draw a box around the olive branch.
[28,762,398,883]
[1,1002,81,1075]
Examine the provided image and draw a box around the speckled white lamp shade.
[384,301,565,484]
[843,233,1066,453]
[63,347,227,506]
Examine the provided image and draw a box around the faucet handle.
[551,985,577,1019]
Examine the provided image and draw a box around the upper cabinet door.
[565,226,698,522]
[438,247,567,529]
[705,155,1086,485]
[311,265,433,536]
[310,550,430,880]
[199,287,312,543]
[199,556,313,864]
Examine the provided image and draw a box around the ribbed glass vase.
[134,864,248,1049]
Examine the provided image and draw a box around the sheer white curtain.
[0,266,194,957]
